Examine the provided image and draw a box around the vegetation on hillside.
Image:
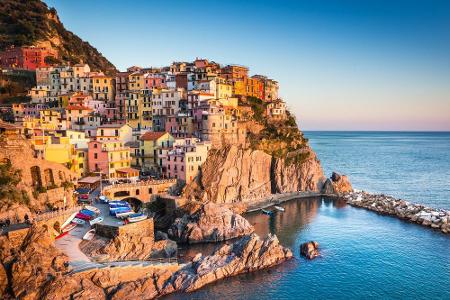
[0,159,30,206]
[0,70,34,104]
[243,96,310,164]
[0,0,117,75]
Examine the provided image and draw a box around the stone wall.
[95,218,154,241]
[102,180,176,203]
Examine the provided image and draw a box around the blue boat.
[80,209,96,217]
[110,207,132,216]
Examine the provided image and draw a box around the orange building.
[246,76,264,99]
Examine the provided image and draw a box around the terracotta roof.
[116,167,139,174]
[140,131,167,141]
[0,120,21,130]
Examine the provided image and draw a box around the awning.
[78,176,101,184]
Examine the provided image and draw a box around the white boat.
[83,229,96,241]
[127,213,147,223]
[61,223,77,233]
[89,216,104,226]
[71,218,85,225]
[274,206,285,212]
[116,210,135,219]
[84,205,100,214]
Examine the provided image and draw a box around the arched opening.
[30,166,42,187]
[44,168,55,187]
[114,190,130,198]
[123,197,143,211]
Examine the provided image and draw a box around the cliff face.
[185,145,325,204]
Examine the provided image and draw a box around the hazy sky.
[44,0,450,131]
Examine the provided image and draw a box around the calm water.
[305,131,450,209]
[168,198,450,299]
[164,132,450,299]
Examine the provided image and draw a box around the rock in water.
[330,172,353,194]
[321,178,336,195]
[300,241,320,259]
[168,202,254,243]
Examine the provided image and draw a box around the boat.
[55,231,69,239]
[274,206,285,212]
[109,206,131,216]
[261,209,274,215]
[109,202,130,208]
[61,223,77,233]
[89,217,104,226]
[75,212,92,221]
[84,205,100,214]
[82,229,96,241]
[71,218,85,225]
[127,213,147,223]
[115,210,134,219]
[80,209,97,217]
[99,195,109,203]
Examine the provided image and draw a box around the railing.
[34,205,83,222]
[102,179,177,191]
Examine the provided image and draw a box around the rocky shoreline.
[344,191,450,234]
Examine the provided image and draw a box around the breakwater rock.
[345,191,450,234]
[168,202,254,243]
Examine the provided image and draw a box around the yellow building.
[215,77,233,99]
[92,75,114,101]
[43,135,88,177]
[139,131,174,171]
[128,72,145,91]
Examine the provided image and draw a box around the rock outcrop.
[345,191,450,234]
[44,233,292,299]
[185,145,325,204]
[168,202,254,243]
[300,241,320,259]
[162,233,293,294]
[322,172,353,195]
[0,225,68,299]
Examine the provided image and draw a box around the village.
[2,48,287,186]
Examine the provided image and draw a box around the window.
[94,153,98,159]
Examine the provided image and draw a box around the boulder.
[330,172,353,194]
[300,241,320,259]
[0,263,8,298]
[168,202,254,244]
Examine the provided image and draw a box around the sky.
[44,0,450,131]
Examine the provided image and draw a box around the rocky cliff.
[0,134,77,222]
[168,202,254,243]
[41,233,292,299]
[0,225,68,299]
[185,145,325,204]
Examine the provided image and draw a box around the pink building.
[88,140,108,174]
[144,73,166,89]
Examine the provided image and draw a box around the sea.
[165,132,450,300]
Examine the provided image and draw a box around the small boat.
[109,202,130,208]
[261,209,274,215]
[84,205,100,214]
[116,210,134,219]
[80,209,97,217]
[127,213,147,223]
[75,212,92,221]
[71,217,85,225]
[89,216,104,226]
[99,195,109,203]
[61,223,77,233]
[55,231,69,239]
[274,206,285,212]
[83,229,96,241]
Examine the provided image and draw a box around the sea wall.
[344,191,450,234]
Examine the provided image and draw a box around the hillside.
[0,0,117,75]
[184,97,326,204]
